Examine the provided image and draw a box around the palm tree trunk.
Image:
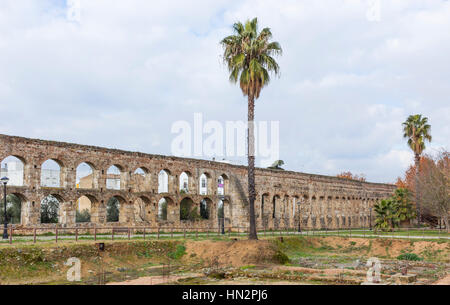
[248,95,258,240]
[414,153,421,227]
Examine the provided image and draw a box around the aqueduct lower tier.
[0,134,395,230]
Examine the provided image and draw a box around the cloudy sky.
[0,0,449,183]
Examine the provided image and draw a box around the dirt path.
[107,273,203,285]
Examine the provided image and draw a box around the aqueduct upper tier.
[0,133,395,229]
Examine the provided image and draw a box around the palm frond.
[221,17,282,99]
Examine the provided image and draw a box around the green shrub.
[397,253,423,261]
[273,250,289,264]
[168,245,186,260]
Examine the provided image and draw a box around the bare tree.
[418,150,450,232]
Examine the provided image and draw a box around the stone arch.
[106,195,126,223]
[0,192,26,225]
[291,195,300,226]
[76,162,95,189]
[261,193,270,220]
[179,171,191,194]
[200,197,212,220]
[180,197,196,221]
[157,196,173,221]
[217,199,225,219]
[106,165,122,190]
[1,155,25,186]
[41,159,63,188]
[272,195,280,219]
[158,169,170,193]
[134,195,151,223]
[199,173,211,195]
[40,194,62,224]
[217,174,229,195]
[76,194,98,223]
[132,167,151,192]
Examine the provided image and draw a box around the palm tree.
[221,18,282,240]
[373,199,400,232]
[402,114,432,225]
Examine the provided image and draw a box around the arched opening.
[40,195,61,224]
[1,156,25,186]
[272,195,280,219]
[76,162,94,189]
[106,196,123,222]
[41,159,62,187]
[0,193,23,224]
[158,197,168,221]
[135,196,150,222]
[199,173,209,195]
[292,196,299,219]
[158,170,169,193]
[218,200,224,219]
[134,168,146,176]
[283,195,289,216]
[76,196,92,223]
[106,165,121,190]
[200,198,211,220]
[261,193,269,219]
[180,197,198,221]
[179,172,190,193]
[132,167,150,192]
[217,175,225,195]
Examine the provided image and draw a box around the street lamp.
[1,177,9,239]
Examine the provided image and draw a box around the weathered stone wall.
[0,134,395,230]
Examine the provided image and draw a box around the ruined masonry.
[0,134,395,230]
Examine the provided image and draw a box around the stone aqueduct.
[0,134,396,230]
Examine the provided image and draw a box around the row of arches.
[2,193,229,225]
[257,193,377,228]
[1,156,229,195]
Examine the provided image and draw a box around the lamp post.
[369,207,372,231]
[1,177,9,239]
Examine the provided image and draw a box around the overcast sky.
[0,0,449,183]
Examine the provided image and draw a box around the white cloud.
[0,0,449,183]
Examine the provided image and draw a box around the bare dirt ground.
[105,236,450,285]
[433,274,450,285]
[1,236,448,285]
[107,273,203,285]
[183,239,278,267]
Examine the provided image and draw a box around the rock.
[390,273,417,284]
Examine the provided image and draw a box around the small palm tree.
[402,114,432,224]
[221,18,282,240]
[374,199,400,232]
